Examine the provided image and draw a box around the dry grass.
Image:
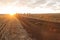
[20,14,60,23]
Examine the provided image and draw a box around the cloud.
[17,0,60,10]
[0,0,60,13]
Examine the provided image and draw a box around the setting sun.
[9,13,15,15]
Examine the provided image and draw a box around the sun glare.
[0,5,58,14]
[9,13,15,15]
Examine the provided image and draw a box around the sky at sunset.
[0,0,60,14]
